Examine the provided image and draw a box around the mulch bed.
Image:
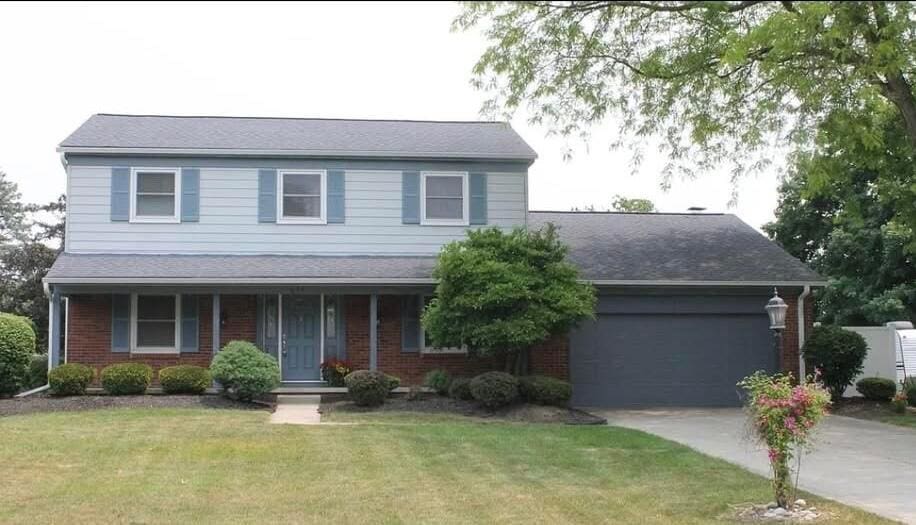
[0,393,267,418]
[319,394,607,425]
[831,397,913,419]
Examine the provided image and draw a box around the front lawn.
[833,398,916,429]
[0,408,892,524]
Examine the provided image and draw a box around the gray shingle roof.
[529,211,823,283]
[59,114,537,161]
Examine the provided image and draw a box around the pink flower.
[785,416,797,432]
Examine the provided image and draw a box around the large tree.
[611,194,656,212]
[457,2,916,182]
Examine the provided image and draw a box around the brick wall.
[66,294,257,383]
[780,291,815,379]
[344,295,569,385]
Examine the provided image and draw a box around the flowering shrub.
[892,391,908,414]
[320,358,353,387]
[738,371,831,509]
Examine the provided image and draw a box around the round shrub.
[385,374,401,391]
[855,377,897,402]
[100,363,152,395]
[518,375,572,407]
[210,341,280,401]
[802,325,867,400]
[469,371,519,409]
[344,370,391,407]
[159,365,211,394]
[448,377,473,400]
[0,313,37,396]
[48,363,94,396]
[28,354,48,389]
[424,369,452,396]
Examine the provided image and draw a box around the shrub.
[210,341,280,401]
[28,354,48,389]
[100,363,152,395]
[385,374,401,391]
[855,377,896,402]
[406,385,424,401]
[424,369,452,396]
[448,377,473,400]
[893,391,908,414]
[802,325,867,400]
[0,313,37,396]
[344,370,391,407]
[469,371,519,409]
[48,363,94,396]
[518,375,572,406]
[159,365,211,394]
[907,381,916,407]
[320,358,353,387]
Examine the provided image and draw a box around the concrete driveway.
[594,408,916,524]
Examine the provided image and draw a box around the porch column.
[369,293,378,371]
[212,292,221,356]
[48,287,62,368]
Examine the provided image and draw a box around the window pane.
[426,176,463,198]
[283,196,320,217]
[283,173,321,195]
[136,195,175,216]
[137,295,176,321]
[137,320,175,347]
[325,303,336,337]
[425,197,463,219]
[137,172,175,193]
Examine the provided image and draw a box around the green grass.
[876,410,916,429]
[0,408,893,524]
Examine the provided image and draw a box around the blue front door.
[282,295,320,381]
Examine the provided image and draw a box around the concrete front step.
[270,394,322,425]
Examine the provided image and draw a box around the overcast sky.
[0,1,784,229]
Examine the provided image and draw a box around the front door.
[281,295,321,381]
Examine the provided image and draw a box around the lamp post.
[765,288,788,370]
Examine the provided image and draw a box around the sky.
[0,1,784,229]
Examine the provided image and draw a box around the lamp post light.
[765,288,788,369]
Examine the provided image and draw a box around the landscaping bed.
[0,393,266,418]
[319,393,606,425]
[831,397,916,429]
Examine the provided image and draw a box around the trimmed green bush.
[28,354,48,389]
[344,370,391,407]
[802,325,867,400]
[100,363,152,395]
[519,375,572,406]
[448,377,473,400]
[470,371,519,409]
[907,382,916,407]
[0,313,37,396]
[210,341,280,401]
[424,369,452,396]
[48,363,94,396]
[385,374,401,391]
[159,365,211,395]
[855,377,896,402]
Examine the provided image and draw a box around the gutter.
[797,285,812,379]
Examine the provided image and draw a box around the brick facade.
[780,291,815,379]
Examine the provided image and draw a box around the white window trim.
[419,295,467,354]
[129,167,181,224]
[420,171,469,226]
[130,293,181,354]
[277,169,327,224]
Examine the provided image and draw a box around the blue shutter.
[180,295,199,352]
[258,169,277,223]
[327,170,345,223]
[470,172,487,225]
[181,168,200,222]
[110,167,130,221]
[111,294,130,352]
[401,295,420,353]
[402,171,420,224]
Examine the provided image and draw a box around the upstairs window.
[279,170,326,224]
[421,172,468,225]
[131,168,180,223]
[132,294,179,353]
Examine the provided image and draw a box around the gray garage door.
[571,294,778,407]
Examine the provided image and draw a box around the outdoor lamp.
[765,289,788,331]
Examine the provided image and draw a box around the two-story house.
[44,114,824,407]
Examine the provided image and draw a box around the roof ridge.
[528,210,727,216]
[93,113,509,125]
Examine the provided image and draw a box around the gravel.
[0,393,268,417]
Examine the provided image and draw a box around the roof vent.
[687,206,707,213]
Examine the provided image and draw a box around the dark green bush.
[159,365,211,394]
[855,377,897,402]
[448,377,473,400]
[48,363,94,396]
[0,313,37,396]
[802,325,867,400]
[518,375,572,406]
[210,341,280,401]
[469,371,519,409]
[28,354,48,389]
[344,370,391,407]
[907,381,916,407]
[424,369,452,396]
[100,363,152,395]
[385,374,401,391]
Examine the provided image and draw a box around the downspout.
[19,282,56,397]
[797,285,811,379]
